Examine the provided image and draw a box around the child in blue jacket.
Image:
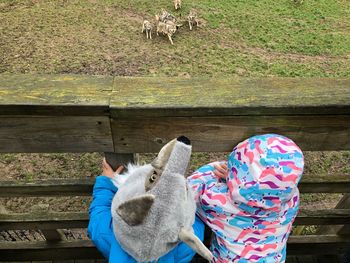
[88,159,205,263]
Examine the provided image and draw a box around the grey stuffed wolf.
[111,136,213,262]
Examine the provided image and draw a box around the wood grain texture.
[0,212,88,230]
[287,255,318,263]
[0,74,113,116]
[1,209,349,231]
[0,175,348,198]
[0,116,113,152]
[1,75,349,153]
[314,255,344,263]
[1,75,349,260]
[1,75,349,117]
[317,194,350,236]
[298,174,350,193]
[336,194,350,235]
[295,209,350,225]
[104,153,134,171]
[0,235,349,260]
[0,240,102,261]
[287,235,350,255]
[112,116,350,152]
[0,179,95,197]
[41,229,64,241]
[111,77,350,117]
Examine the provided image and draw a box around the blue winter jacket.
[88,176,205,263]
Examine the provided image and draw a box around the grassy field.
[0,0,349,76]
[0,0,349,235]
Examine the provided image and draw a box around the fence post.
[104,153,135,171]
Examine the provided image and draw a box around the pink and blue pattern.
[187,134,304,263]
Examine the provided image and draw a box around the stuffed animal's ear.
[162,136,192,176]
[152,136,191,171]
[179,228,213,261]
[117,194,155,226]
[151,138,177,170]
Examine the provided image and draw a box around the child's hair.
[188,134,304,262]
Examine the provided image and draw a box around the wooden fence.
[0,75,349,262]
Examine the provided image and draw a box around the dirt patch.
[0,153,102,181]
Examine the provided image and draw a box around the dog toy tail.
[179,228,213,261]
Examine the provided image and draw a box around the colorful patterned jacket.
[188,134,304,263]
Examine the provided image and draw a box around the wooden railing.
[0,74,349,261]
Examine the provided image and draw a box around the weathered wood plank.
[287,235,350,255]
[292,255,318,263]
[111,77,350,117]
[1,75,349,116]
[1,113,348,152]
[285,257,299,263]
[41,229,65,242]
[294,209,350,225]
[0,116,113,153]
[1,209,349,231]
[299,174,350,193]
[338,225,350,235]
[0,74,113,116]
[1,75,349,153]
[317,194,350,236]
[0,174,348,198]
[0,179,95,197]
[0,212,88,230]
[336,194,350,235]
[0,240,102,261]
[315,255,342,263]
[74,260,97,263]
[0,235,349,260]
[112,116,350,152]
[104,153,134,171]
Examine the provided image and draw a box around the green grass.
[0,0,349,76]
[118,0,350,55]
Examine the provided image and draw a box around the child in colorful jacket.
[187,134,304,263]
[88,159,205,263]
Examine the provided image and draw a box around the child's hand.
[213,162,228,179]
[102,158,124,179]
